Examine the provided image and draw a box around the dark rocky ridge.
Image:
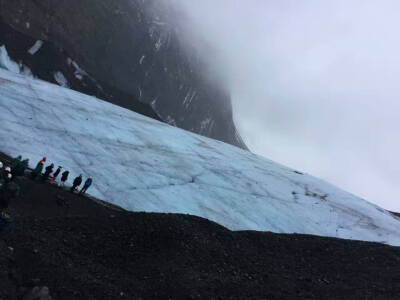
[0,0,247,149]
[0,19,161,121]
[392,211,400,218]
[0,170,399,299]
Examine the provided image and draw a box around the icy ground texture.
[0,69,400,245]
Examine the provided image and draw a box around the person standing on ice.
[10,155,22,170]
[79,178,92,195]
[3,167,12,184]
[31,157,46,180]
[0,164,13,211]
[0,167,14,199]
[11,157,29,178]
[17,159,29,176]
[42,163,54,182]
[60,170,69,187]
[50,166,62,184]
[70,175,82,193]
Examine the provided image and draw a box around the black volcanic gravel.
[0,176,399,299]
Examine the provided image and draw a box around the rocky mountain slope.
[0,19,160,121]
[1,68,400,246]
[0,0,247,149]
[1,174,399,300]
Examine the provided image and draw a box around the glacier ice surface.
[0,68,400,246]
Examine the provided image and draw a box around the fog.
[171,0,400,212]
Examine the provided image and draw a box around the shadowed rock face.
[0,0,248,149]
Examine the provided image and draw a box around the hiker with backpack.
[17,159,29,177]
[31,157,46,180]
[11,156,29,178]
[79,177,93,195]
[42,163,54,182]
[70,175,82,193]
[3,167,12,185]
[60,170,69,187]
[50,166,62,184]
[10,155,22,175]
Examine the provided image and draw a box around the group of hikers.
[0,155,94,228]
[30,156,93,194]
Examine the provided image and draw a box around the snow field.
[0,67,399,245]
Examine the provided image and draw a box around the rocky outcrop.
[0,0,247,149]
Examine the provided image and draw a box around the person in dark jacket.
[79,178,93,195]
[50,166,62,184]
[31,157,46,180]
[41,163,54,182]
[60,170,69,187]
[17,159,29,176]
[5,167,11,181]
[0,164,7,190]
[12,158,29,177]
[10,156,22,175]
[0,167,12,188]
[70,175,82,193]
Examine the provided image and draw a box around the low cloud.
[171,0,400,211]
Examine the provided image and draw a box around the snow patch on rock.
[67,58,89,81]
[0,45,20,73]
[20,64,33,77]
[0,46,33,78]
[28,40,44,55]
[53,71,69,88]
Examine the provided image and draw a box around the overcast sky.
[171,0,400,212]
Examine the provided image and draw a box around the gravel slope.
[0,176,399,300]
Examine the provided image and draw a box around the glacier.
[0,68,400,246]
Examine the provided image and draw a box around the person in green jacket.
[10,156,22,178]
[31,157,46,180]
[11,155,22,169]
